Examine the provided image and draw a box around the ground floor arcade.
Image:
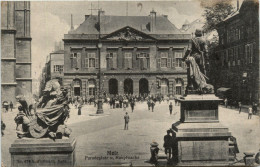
[63,73,187,98]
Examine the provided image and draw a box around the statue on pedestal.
[15,79,72,139]
[182,29,214,94]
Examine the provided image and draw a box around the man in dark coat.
[164,130,172,162]
[124,112,130,130]
[130,100,135,113]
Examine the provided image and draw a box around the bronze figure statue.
[182,29,214,94]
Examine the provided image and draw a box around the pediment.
[102,26,156,41]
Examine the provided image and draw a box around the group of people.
[2,101,14,112]
[224,98,258,119]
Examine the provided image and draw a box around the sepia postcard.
[1,0,259,166]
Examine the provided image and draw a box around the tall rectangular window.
[160,52,169,68]
[70,53,77,68]
[137,52,149,70]
[175,52,183,68]
[87,53,97,68]
[70,52,81,69]
[124,52,132,69]
[106,52,117,69]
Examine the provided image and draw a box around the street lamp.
[96,9,104,114]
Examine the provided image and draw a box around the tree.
[202,0,235,33]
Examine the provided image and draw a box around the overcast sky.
[31,0,241,80]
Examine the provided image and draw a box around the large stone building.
[63,11,190,98]
[212,0,259,105]
[1,1,32,104]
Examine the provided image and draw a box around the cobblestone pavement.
[1,101,260,166]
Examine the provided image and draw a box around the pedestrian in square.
[169,102,173,115]
[163,130,172,163]
[151,101,155,112]
[147,100,151,111]
[78,98,82,115]
[123,99,127,111]
[130,100,135,113]
[248,107,252,119]
[224,98,228,108]
[10,101,13,112]
[238,101,242,114]
[124,112,129,130]
[75,99,78,109]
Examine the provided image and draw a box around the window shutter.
[130,54,133,68]
[167,58,171,68]
[106,53,110,69]
[95,58,99,68]
[70,53,74,68]
[157,58,161,68]
[245,45,248,64]
[143,58,147,69]
[113,54,117,68]
[77,53,81,68]
[73,58,77,68]
[124,54,128,69]
[85,58,89,68]
[250,44,253,63]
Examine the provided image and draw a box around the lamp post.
[96,9,104,114]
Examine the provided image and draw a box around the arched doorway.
[109,78,118,95]
[73,79,81,96]
[124,78,133,94]
[175,78,184,96]
[139,78,149,96]
[161,78,169,96]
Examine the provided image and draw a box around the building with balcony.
[1,1,32,104]
[63,11,190,98]
[212,0,259,105]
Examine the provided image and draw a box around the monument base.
[172,94,232,165]
[9,137,76,167]
[172,122,231,165]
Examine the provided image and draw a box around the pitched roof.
[181,19,204,33]
[69,15,181,35]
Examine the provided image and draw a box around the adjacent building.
[63,11,190,98]
[212,0,259,104]
[49,50,64,85]
[1,1,32,104]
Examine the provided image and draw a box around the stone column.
[118,77,124,95]
[169,80,173,96]
[118,47,123,69]
[170,47,174,69]
[149,78,156,96]
[149,45,157,71]
[103,77,109,95]
[133,78,139,96]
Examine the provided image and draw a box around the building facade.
[63,11,190,98]
[1,1,32,104]
[50,50,64,85]
[212,0,259,105]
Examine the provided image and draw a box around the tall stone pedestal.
[172,94,231,166]
[9,137,76,167]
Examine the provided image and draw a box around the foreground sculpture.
[169,29,233,165]
[182,29,214,94]
[15,79,71,139]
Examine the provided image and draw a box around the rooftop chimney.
[150,9,156,32]
[71,14,74,30]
